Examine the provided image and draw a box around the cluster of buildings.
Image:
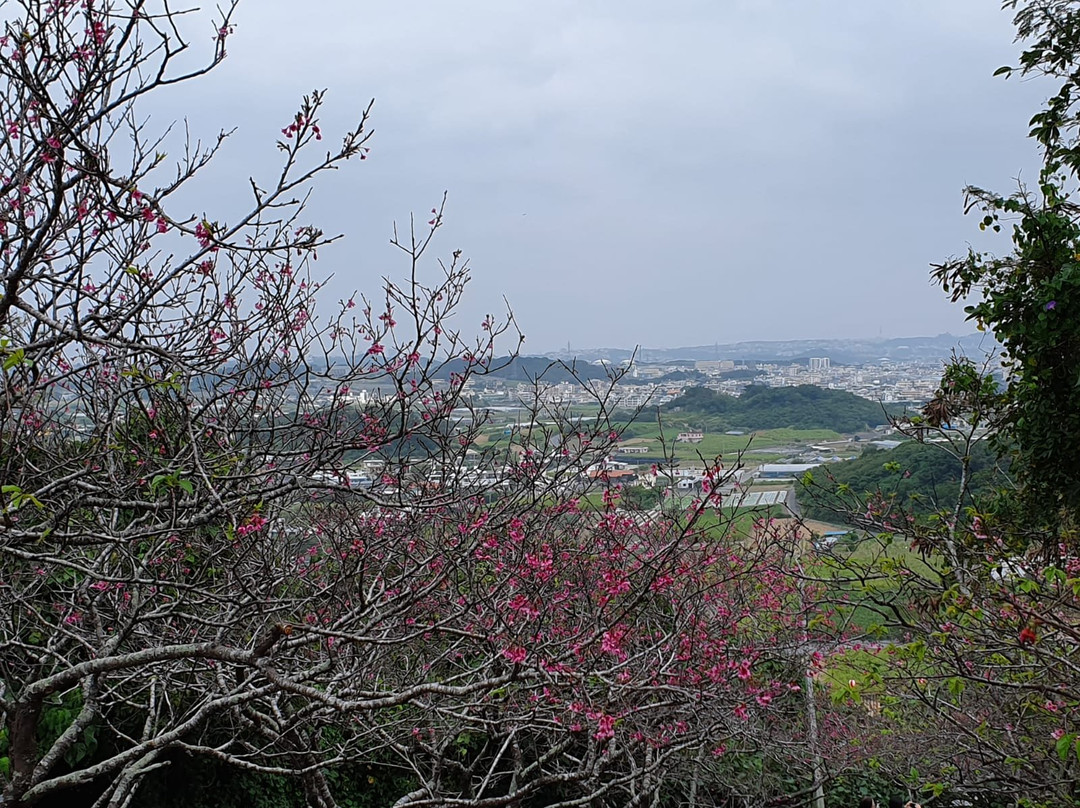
[329,353,950,414]
[459,356,945,410]
[586,453,815,502]
[731,358,941,403]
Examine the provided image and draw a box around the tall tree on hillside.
[933,0,1080,524]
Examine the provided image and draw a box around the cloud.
[139,1,1047,350]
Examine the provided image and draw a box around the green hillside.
[799,439,1006,524]
[666,384,892,432]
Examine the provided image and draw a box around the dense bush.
[800,441,1005,525]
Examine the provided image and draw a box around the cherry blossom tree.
[0,3,826,807]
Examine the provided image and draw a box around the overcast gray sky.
[155,1,1047,352]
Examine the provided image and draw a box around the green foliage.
[1,483,43,514]
[823,770,897,808]
[933,192,1080,516]
[134,756,415,808]
[800,441,1004,525]
[148,472,195,497]
[668,384,892,433]
[27,691,100,774]
[619,485,661,510]
[0,334,32,371]
[931,1,1080,519]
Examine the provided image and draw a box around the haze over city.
[140,1,1048,352]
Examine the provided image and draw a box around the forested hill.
[799,440,1005,524]
[666,385,892,432]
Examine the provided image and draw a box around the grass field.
[812,532,940,636]
[471,416,850,466]
[578,491,789,538]
[614,427,849,463]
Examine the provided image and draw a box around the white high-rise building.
[809,357,831,370]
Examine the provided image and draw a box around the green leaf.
[1045,565,1066,584]
[1056,732,1074,761]
[2,484,42,513]
[1017,578,1040,594]
[2,347,29,371]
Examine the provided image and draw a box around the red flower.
[1019,626,1037,645]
